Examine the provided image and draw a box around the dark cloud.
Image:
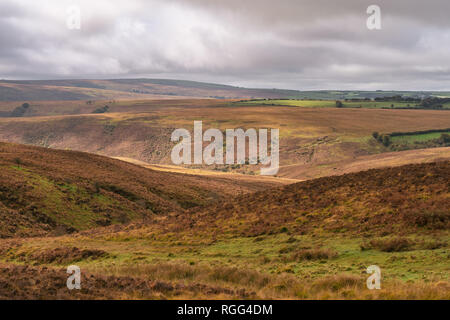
[1,0,449,90]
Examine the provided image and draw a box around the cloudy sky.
[1,0,450,90]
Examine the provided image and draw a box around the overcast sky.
[1,0,450,90]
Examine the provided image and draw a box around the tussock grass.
[290,248,338,261]
[313,275,363,292]
[85,262,450,299]
[361,237,448,252]
[362,237,413,252]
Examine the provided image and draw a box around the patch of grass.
[361,237,413,252]
[237,99,417,109]
[289,248,338,261]
[391,131,450,145]
[312,274,363,292]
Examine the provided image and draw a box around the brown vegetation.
[0,102,449,180]
[0,263,447,300]
[361,238,413,252]
[158,161,450,238]
[0,142,280,237]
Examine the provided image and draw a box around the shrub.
[407,210,449,230]
[363,237,412,252]
[423,240,447,250]
[10,103,31,117]
[290,248,338,261]
[92,105,109,114]
[13,157,22,165]
[382,135,391,146]
[313,274,363,292]
[439,133,450,144]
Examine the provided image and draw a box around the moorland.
[0,79,448,299]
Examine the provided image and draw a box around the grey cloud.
[0,0,449,90]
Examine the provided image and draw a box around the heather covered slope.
[0,142,283,238]
[157,161,450,238]
[2,161,448,299]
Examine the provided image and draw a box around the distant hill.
[0,78,294,101]
[1,78,450,101]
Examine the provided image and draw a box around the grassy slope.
[1,104,450,177]
[277,147,450,180]
[0,99,232,117]
[1,161,448,299]
[168,161,450,238]
[0,142,284,238]
[391,131,450,144]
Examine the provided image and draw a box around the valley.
[0,81,448,300]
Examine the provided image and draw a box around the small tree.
[10,103,30,117]
[92,105,109,114]
[439,133,450,144]
[382,135,391,147]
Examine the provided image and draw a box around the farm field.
[237,99,450,109]
[391,131,450,144]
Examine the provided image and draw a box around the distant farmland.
[237,99,450,109]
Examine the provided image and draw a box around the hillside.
[0,79,296,101]
[1,161,448,299]
[0,103,449,180]
[1,79,449,101]
[277,147,450,180]
[159,161,450,238]
[0,142,283,238]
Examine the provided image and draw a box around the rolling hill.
[0,81,448,299]
[0,103,449,180]
[0,161,448,299]
[0,79,298,101]
[1,79,450,101]
[0,142,284,238]
[177,161,450,238]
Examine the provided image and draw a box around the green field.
[391,131,450,145]
[237,99,450,109]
